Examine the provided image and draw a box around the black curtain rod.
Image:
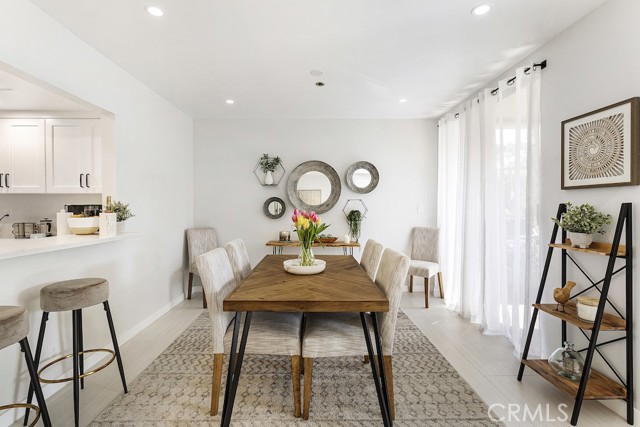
[451,60,547,119]
[490,60,547,96]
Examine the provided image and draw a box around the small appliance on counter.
[65,204,102,217]
[12,222,38,239]
[39,218,52,237]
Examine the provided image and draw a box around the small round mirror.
[263,197,286,219]
[345,161,379,193]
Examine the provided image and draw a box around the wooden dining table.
[221,254,393,427]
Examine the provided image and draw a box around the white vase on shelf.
[264,170,274,185]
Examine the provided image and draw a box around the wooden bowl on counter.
[314,237,338,244]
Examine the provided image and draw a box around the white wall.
[194,119,438,268]
[444,0,640,419]
[0,1,193,422]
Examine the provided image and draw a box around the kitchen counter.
[0,232,139,260]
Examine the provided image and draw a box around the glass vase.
[299,245,315,266]
[348,219,362,243]
[548,341,585,381]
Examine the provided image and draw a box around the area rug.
[91,311,501,426]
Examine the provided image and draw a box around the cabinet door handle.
[5,174,8,188]
[0,173,3,188]
[80,173,84,188]
[86,173,90,188]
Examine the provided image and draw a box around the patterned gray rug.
[91,311,501,426]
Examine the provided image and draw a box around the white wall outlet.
[416,203,424,214]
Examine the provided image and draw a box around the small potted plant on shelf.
[110,200,134,233]
[551,202,611,249]
[259,154,282,185]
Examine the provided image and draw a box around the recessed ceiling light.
[471,4,491,16]
[310,69,324,77]
[398,98,407,103]
[315,82,325,87]
[145,5,164,17]
[225,99,235,104]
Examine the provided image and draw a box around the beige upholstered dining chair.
[196,247,304,417]
[187,227,218,308]
[360,239,384,280]
[224,239,252,284]
[408,227,443,308]
[301,248,410,420]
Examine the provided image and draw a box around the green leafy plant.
[259,154,282,173]
[552,203,612,234]
[111,200,135,222]
[347,209,363,242]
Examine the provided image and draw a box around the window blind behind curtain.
[437,64,543,357]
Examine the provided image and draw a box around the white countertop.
[0,232,139,260]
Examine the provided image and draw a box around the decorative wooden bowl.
[314,237,338,244]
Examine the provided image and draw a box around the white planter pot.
[117,221,126,234]
[264,170,274,185]
[568,232,593,249]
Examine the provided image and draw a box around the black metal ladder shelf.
[517,203,634,426]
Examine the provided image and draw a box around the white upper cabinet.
[45,119,102,194]
[0,119,46,193]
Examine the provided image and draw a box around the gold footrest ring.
[38,348,116,384]
[0,403,41,427]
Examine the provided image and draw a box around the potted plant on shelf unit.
[259,154,282,185]
[110,200,135,233]
[346,209,363,243]
[551,202,612,249]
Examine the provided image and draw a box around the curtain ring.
[454,112,460,119]
[507,77,515,86]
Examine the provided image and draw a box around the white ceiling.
[0,67,93,111]
[28,0,608,119]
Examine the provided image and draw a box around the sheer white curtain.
[438,65,542,356]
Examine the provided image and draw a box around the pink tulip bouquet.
[291,208,330,266]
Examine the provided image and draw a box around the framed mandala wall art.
[561,97,639,189]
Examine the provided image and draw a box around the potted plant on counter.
[552,202,611,249]
[111,200,134,233]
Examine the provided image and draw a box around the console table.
[265,240,360,255]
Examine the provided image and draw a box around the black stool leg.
[20,338,52,427]
[24,312,49,426]
[78,309,85,389]
[72,309,81,427]
[104,301,128,393]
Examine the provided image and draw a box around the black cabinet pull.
[5,174,8,188]
[80,173,84,188]
[86,173,90,188]
[0,173,3,188]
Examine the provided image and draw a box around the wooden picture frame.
[561,97,640,189]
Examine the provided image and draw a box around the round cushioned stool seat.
[41,278,109,312]
[0,306,29,350]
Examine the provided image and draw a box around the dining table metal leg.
[220,311,253,427]
[360,312,392,427]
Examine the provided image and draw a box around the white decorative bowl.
[67,217,99,235]
[283,259,326,275]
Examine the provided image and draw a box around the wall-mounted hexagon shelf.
[253,162,286,186]
[342,199,368,219]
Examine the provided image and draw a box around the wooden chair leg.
[424,277,429,308]
[409,275,413,292]
[210,353,223,415]
[363,355,370,364]
[438,271,444,299]
[187,272,194,299]
[303,358,313,420]
[291,356,301,418]
[202,289,207,309]
[384,355,395,420]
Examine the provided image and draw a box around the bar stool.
[24,278,128,427]
[0,306,52,427]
